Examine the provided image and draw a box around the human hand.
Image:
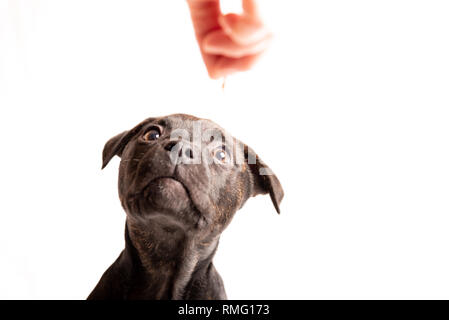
[187,0,272,79]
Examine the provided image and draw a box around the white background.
[1,0,448,299]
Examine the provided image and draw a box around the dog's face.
[102,114,283,239]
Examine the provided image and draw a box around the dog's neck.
[124,217,219,299]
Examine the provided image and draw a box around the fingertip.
[218,13,239,35]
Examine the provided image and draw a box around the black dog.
[88,114,283,300]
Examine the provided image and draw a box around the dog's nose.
[165,141,196,160]
[184,147,194,159]
[164,141,178,152]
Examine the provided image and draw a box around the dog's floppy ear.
[245,146,284,214]
[102,120,151,169]
[102,131,130,169]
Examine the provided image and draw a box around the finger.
[202,29,271,58]
[186,0,221,41]
[206,54,262,79]
[242,0,259,17]
[218,13,270,45]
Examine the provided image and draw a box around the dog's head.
[102,114,283,238]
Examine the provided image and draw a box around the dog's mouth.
[140,176,201,220]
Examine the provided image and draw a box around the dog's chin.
[142,177,193,214]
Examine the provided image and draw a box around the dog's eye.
[213,148,228,163]
[143,129,160,141]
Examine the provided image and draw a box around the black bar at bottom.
[0,300,447,319]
